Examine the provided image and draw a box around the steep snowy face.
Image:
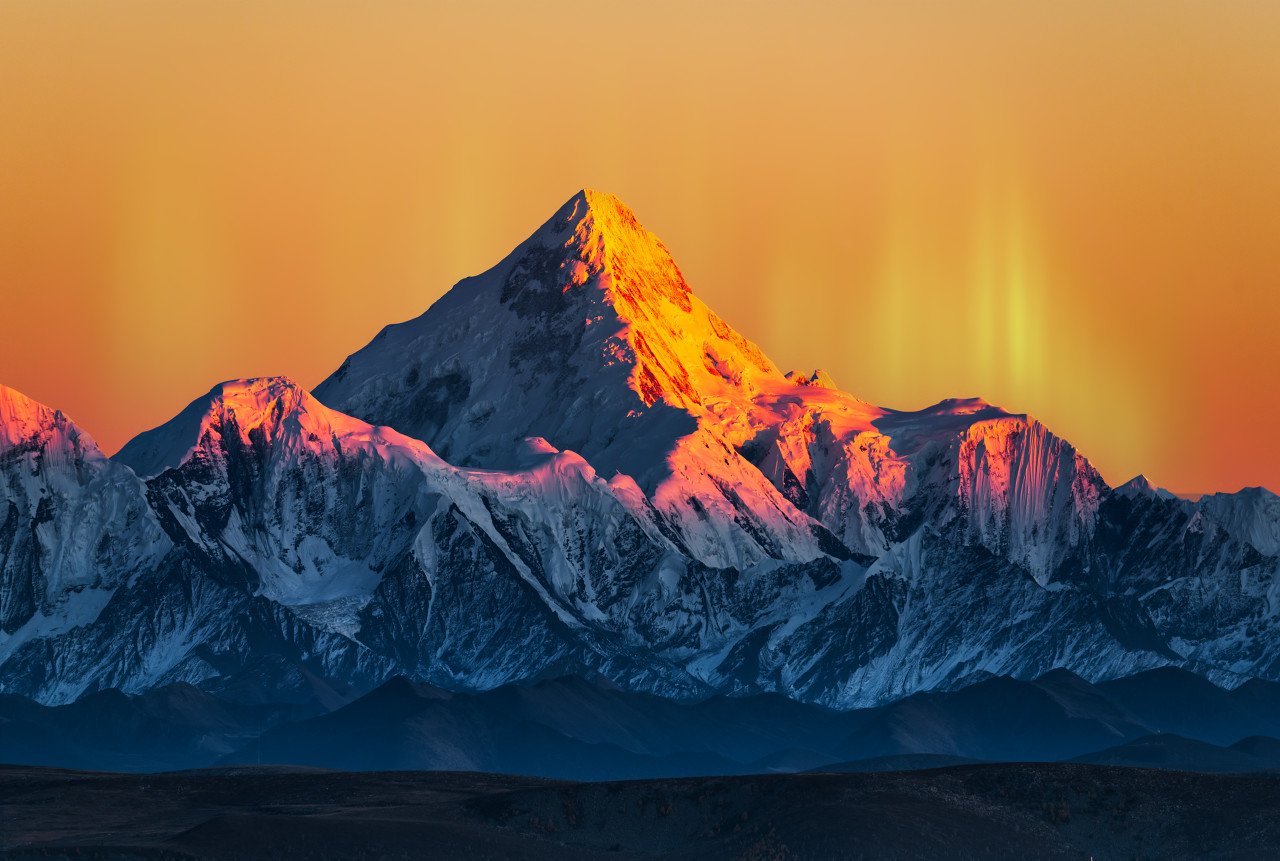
[1,376,706,703]
[0,384,101,466]
[108,378,713,670]
[99,377,860,701]
[741,393,1108,578]
[872,401,1107,582]
[0,385,166,638]
[116,377,449,618]
[1197,488,1280,555]
[1112,479,1280,558]
[315,190,1118,577]
[317,189,782,472]
[954,415,1104,578]
[316,190,834,570]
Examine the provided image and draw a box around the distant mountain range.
[4,666,1280,779]
[2,189,1279,737]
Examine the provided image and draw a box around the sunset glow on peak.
[1,1,1277,495]
[0,384,63,448]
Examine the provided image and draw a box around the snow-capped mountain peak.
[315,189,783,470]
[0,383,167,672]
[568,188,783,406]
[115,376,441,480]
[1115,474,1179,501]
[0,384,56,446]
[0,384,101,462]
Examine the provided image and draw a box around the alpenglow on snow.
[2,190,1279,707]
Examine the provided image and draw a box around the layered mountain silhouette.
[2,189,1279,716]
[219,667,1280,778]
[6,666,1280,778]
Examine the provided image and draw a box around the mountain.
[0,683,317,772]
[316,189,835,573]
[228,670,1156,775]
[1,380,405,703]
[830,671,1147,763]
[223,677,803,780]
[241,673,876,778]
[1096,667,1280,744]
[2,189,1280,713]
[1115,474,1180,501]
[8,666,1279,777]
[1197,486,1280,555]
[204,668,1280,777]
[1071,733,1280,773]
[86,377,740,701]
[0,385,173,701]
[0,384,167,634]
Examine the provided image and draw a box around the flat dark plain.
[3,763,1280,860]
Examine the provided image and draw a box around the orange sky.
[1,0,1277,494]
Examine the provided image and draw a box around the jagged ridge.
[2,191,1279,709]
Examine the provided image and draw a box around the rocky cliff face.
[2,191,1278,707]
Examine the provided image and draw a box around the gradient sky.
[1,1,1277,494]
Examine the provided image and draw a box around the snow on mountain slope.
[1197,487,1280,556]
[115,377,678,634]
[104,377,860,700]
[316,191,1109,582]
[0,385,167,645]
[3,190,1280,709]
[115,377,444,480]
[879,401,1105,582]
[315,189,834,571]
[741,392,1106,579]
[0,377,683,701]
[305,189,1279,701]
[115,377,455,616]
[316,189,779,470]
[1115,474,1181,502]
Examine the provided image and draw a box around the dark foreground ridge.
[3,763,1280,860]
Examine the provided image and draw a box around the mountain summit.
[115,377,436,480]
[0,385,166,677]
[316,189,837,570]
[317,189,782,473]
